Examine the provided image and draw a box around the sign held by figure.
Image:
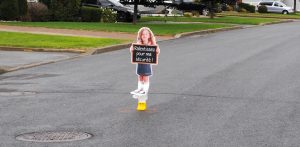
[131,44,158,65]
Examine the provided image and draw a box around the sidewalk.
[0,25,173,40]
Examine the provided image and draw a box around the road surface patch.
[16,131,92,142]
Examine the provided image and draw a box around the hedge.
[81,6,102,22]
[238,3,255,13]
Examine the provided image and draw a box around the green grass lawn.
[140,16,280,25]
[0,22,231,36]
[0,31,127,51]
[217,11,300,19]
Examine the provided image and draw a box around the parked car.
[171,0,209,15]
[170,0,223,16]
[81,0,141,22]
[257,1,294,14]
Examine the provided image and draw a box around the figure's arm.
[130,44,133,52]
[156,45,160,54]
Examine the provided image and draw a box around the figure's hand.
[156,46,160,54]
[136,41,142,45]
[130,45,133,52]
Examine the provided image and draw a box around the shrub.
[215,3,223,13]
[0,0,19,20]
[226,5,234,11]
[191,11,200,17]
[238,3,255,13]
[28,2,49,21]
[238,8,247,13]
[248,5,255,13]
[81,6,102,22]
[183,12,193,17]
[221,4,227,11]
[101,8,116,23]
[19,14,31,21]
[258,5,268,13]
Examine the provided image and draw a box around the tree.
[40,0,51,8]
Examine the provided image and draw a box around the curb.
[89,43,132,55]
[259,19,295,26]
[90,26,245,55]
[174,26,244,38]
[0,53,87,75]
[0,46,85,54]
[0,43,132,74]
[0,47,85,75]
[217,14,300,20]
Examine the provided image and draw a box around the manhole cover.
[16,131,92,142]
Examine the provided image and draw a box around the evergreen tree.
[40,0,51,8]
[0,0,19,20]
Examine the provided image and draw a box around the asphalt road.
[1,21,300,147]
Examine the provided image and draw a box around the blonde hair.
[136,27,157,45]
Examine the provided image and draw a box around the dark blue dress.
[137,64,152,76]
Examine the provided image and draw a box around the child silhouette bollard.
[130,27,160,111]
[133,94,148,110]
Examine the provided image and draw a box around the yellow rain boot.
[137,101,147,111]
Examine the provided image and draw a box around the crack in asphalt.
[4,90,297,105]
